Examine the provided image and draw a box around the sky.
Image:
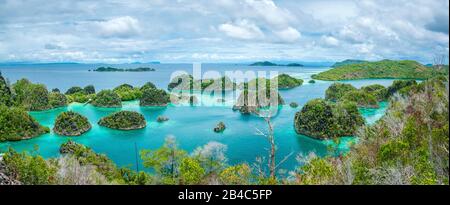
[0,0,448,64]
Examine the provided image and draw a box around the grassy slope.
[313,60,448,81]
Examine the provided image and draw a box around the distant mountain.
[92,67,156,72]
[249,61,304,67]
[331,59,368,68]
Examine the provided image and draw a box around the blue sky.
[0,0,448,63]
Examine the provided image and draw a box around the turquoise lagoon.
[0,63,392,171]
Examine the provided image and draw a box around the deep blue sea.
[0,63,395,172]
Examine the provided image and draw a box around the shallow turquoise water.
[0,63,392,171]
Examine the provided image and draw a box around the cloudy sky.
[0,0,448,63]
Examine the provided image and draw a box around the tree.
[140,136,187,184]
[219,164,252,185]
[83,85,96,94]
[192,141,228,173]
[179,158,205,185]
[0,71,13,106]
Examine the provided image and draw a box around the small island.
[325,82,380,108]
[91,90,122,108]
[243,74,303,90]
[0,105,50,141]
[113,84,142,101]
[140,88,170,106]
[213,122,226,133]
[312,59,448,80]
[249,61,304,67]
[53,111,92,136]
[93,67,155,72]
[273,74,304,89]
[98,111,147,130]
[294,99,364,139]
[233,87,285,115]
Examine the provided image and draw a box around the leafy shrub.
[2,148,57,185]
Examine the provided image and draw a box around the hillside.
[312,60,448,81]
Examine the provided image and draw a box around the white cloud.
[321,35,339,47]
[273,27,301,42]
[96,16,141,38]
[0,0,448,63]
[218,20,264,40]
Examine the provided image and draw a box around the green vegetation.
[53,111,91,136]
[386,79,417,97]
[140,88,170,106]
[331,59,368,68]
[0,72,13,106]
[293,77,449,184]
[1,148,56,185]
[65,86,84,95]
[156,116,169,123]
[93,67,155,72]
[48,91,68,108]
[140,82,156,91]
[313,60,448,80]
[91,90,121,108]
[341,90,379,108]
[83,85,96,94]
[325,82,383,108]
[168,74,194,91]
[113,84,142,101]
[168,75,237,92]
[325,83,357,102]
[249,61,278,66]
[0,105,49,141]
[294,99,364,139]
[98,111,146,130]
[273,74,303,89]
[232,86,285,115]
[361,84,387,101]
[308,79,316,84]
[213,122,226,133]
[12,79,51,111]
[65,85,96,103]
[289,102,299,108]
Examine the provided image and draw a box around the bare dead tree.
[433,54,448,70]
[255,115,293,180]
